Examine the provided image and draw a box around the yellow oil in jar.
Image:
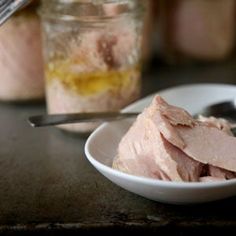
[46,60,141,96]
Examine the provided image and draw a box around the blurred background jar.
[40,0,145,133]
[0,1,44,102]
[142,0,158,65]
[158,0,236,63]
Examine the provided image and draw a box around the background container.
[0,2,44,102]
[158,0,236,63]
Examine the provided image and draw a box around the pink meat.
[114,95,236,182]
[152,96,236,173]
[149,96,195,149]
[198,115,234,136]
[69,18,138,71]
[200,176,226,182]
[208,165,236,180]
[176,125,236,172]
[115,114,183,181]
[102,1,142,65]
[115,97,203,182]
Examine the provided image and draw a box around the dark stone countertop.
[0,59,236,235]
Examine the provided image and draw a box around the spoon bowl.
[198,99,236,121]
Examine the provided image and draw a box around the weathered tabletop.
[0,60,236,235]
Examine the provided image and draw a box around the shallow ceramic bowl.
[85,84,236,204]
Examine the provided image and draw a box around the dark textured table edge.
[1,222,236,236]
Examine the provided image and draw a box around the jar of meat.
[40,0,145,133]
[0,1,44,102]
[159,0,235,63]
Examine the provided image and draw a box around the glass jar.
[40,0,145,133]
[159,0,235,63]
[0,1,44,102]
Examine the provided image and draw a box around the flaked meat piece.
[176,125,236,172]
[114,95,236,182]
[152,96,236,173]
[149,96,195,149]
[155,96,196,127]
[97,35,118,69]
[197,116,236,179]
[68,18,138,72]
[198,115,234,136]
[69,31,109,72]
[200,177,226,182]
[208,165,236,180]
[162,136,203,182]
[115,114,182,181]
[115,102,203,182]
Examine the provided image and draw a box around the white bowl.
[85,84,236,204]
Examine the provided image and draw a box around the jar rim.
[39,0,144,21]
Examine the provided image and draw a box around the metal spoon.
[197,99,236,135]
[0,0,29,26]
[28,100,236,134]
[28,112,139,127]
[197,99,236,120]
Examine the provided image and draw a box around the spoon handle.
[0,0,29,26]
[28,112,139,127]
[28,112,236,136]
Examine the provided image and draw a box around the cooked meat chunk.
[114,95,236,182]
